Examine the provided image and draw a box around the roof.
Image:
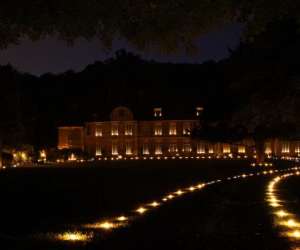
[88,105,203,122]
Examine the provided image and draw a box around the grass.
[0,159,294,249]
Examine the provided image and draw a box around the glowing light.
[150,201,160,207]
[56,232,93,242]
[176,190,184,195]
[189,186,195,191]
[281,219,300,228]
[285,230,300,239]
[136,207,147,214]
[117,216,128,222]
[270,201,281,207]
[275,210,289,218]
[68,153,77,161]
[167,194,174,199]
[90,221,115,230]
[238,145,246,154]
[40,150,46,159]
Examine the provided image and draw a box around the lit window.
[196,107,204,117]
[208,147,214,154]
[182,144,192,153]
[282,142,290,154]
[265,142,272,154]
[154,108,162,117]
[154,124,162,136]
[223,144,231,154]
[112,144,118,155]
[143,144,150,155]
[155,144,162,155]
[183,123,191,135]
[169,122,177,135]
[197,143,205,154]
[125,124,133,136]
[95,144,102,156]
[111,124,119,136]
[95,126,102,137]
[125,143,133,155]
[295,144,300,154]
[168,144,178,153]
[238,145,246,154]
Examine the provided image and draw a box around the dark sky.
[0,23,242,76]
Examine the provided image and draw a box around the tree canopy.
[0,0,299,51]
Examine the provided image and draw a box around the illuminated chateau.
[58,106,300,159]
[58,106,204,157]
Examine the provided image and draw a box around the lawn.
[0,159,294,249]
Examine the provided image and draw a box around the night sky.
[0,23,242,76]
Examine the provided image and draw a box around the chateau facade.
[58,106,204,157]
[58,106,300,159]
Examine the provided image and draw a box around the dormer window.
[196,107,204,117]
[154,108,162,117]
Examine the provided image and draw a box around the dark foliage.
[0,0,299,52]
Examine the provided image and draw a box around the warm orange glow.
[238,145,246,154]
[275,210,289,218]
[98,221,115,230]
[136,207,147,214]
[40,150,46,159]
[285,230,300,239]
[56,232,93,242]
[150,201,160,207]
[281,219,300,229]
[117,216,128,222]
[167,194,174,199]
[85,221,116,230]
[176,190,184,195]
[68,153,77,161]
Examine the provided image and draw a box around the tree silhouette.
[0,1,299,51]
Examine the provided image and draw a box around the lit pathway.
[266,172,300,249]
[35,166,300,248]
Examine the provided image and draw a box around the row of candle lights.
[57,154,300,164]
[43,166,300,243]
[266,171,300,246]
